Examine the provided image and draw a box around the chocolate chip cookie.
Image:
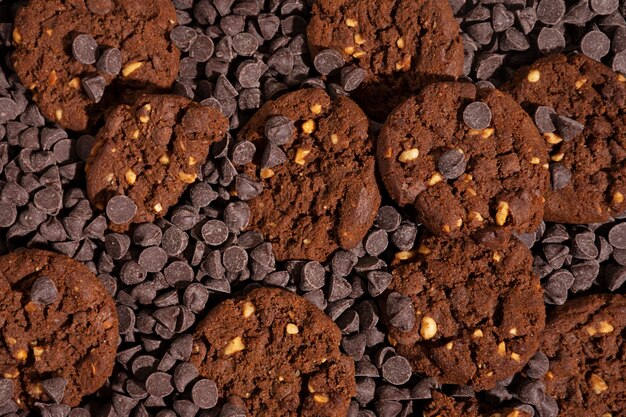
[540,294,626,416]
[307,0,464,120]
[238,88,381,262]
[190,287,356,417]
[12,0,180,131]
[0,249,118,408]
[383,235,545,391]
[422,392,532,417]
[504,54,626,224]
[86,94,228,231]
[378,82,549,238]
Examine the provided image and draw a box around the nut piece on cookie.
[86,94,228,231]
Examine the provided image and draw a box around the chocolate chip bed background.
[0,0,625,416]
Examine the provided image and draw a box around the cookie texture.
[239,88,380,262]
[190,287,356,417]
[0,249,118,408]
[541,294,626,417]
[86,94,228,231]
[377,82,549,238]
[307,0,464,120]
[504,54,626,224]
[384,235,545,391]
[12,0,179,131]
[422,392,532,417]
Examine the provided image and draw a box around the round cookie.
[377,82,549,238]
[0,249,118,408]
[422,392,532,417]
[11,0,179,132]
[86,94,228,231]
[540,294,626,416]
[504,54,626,224]
[307,0,464,120]
[238,88,381,262]
[190,287,356,417]
[384,235,545,391]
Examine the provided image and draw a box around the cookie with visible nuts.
[0,249,118,408]
[11,0,180,131]
[377,82,549,238]
[86,94,228,231]
[238,88,381,262]
[307,0,464,120]
[422,391,532,417]
[383,235,545,391]
[540,294,626,416]
[504,54,626,224]
[190,287,356,417]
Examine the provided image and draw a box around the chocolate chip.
[0,201,17,228]
[81,75,106,103]
[0,97,18,123]
[571,231,599,260]
[537,27,566,54]
[438,148,467,180]
[30,276,58,305]
[300,260,325,290]
[364,229,388,257]
[162,226,189,256]
[466,22,494,45]
[524,351,550,379]
[556,115,584,141]
[375,206,401,232]
[235,175,263,200]
[590,0,619,15]
[96,48,122,75]
[145,372,174,398]
[386,292,415,332]
[366,271,393,297]
[581,30,611,61]
[604,264,626,290]
[391,222,417,251]
[105,233,131,260]
[492,4,515,32]
[463,101,492,130]
[72,34,99,65]
[265,115,294,145]
[550,163,572,191]
[536,0,566,25]
[570,259,600,292]
[356,377,376,406]
[171,26,198,52]
[543,269,574,305]
[500,27,530,51]
[106,196,137,225]
[341,65,366,92]
[192,379,218,409]
[268,47,294,75]
[261,143,287,168]
[381,355,412,385]
[342,333,367,360]
[231,141,256,165]
[0,379,13,405]
[313,49,344,75]
[608,222,626,248]
[534,106,557,133]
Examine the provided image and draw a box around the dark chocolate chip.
[590,0,619,15]
[550,163,572,191]
[300,260,325,290]
[556,115,584,141]
[604,264,626,291]
[31,276,58,305]
[106,196,137,225]
[171,26,198,52]
[265,115,294,145]
[581,30,611,61]
[261,143,287,168]
[534,106,557,133]
[192,379,218,409]
[366,271,393,297]
[313,49,344,75]
[386,292,415,332]
[536,0,566,25]
[381,356,412,385]
[437,148,467,180]
[72,34,99,65]
[0,98,18,123]
[81,76,106,103]
[492,4,515,32]
[0,379,13,405]
[96,48,122,75]
[162,226,189,256]
[340,66,366,92]
[463,101,491,130]
[145,372,174,398]
[543,269,575,305]
[524,351,550,379]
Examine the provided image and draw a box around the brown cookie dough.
[238,88,381,262]
[190,287,356,417]
[377,82,549,238]
[504,54,626,224]
[86,94,228,231]
[11,0,180,132]
[307,0,464,120]
[422,392,532,417]
[540,294,626,417]
[384,235,545,391]
[0,249,118,408]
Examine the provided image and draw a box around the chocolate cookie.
[377,82,549,238]
[238,88,381,262]
[307,0,464,120]
[11,0,179,131]
[0,249,118,408]
[384,235,545,391]
[422,392,532,417]
[540,294,626,416]
[190,287,356,417]
[504,54,626,224]
[86,94,228,231]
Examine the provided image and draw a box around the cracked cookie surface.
[85,94,228,231]
[307,0,464,120]
[0,249,118,408]
[422,391,532,417]
[378,82,549,238]
[238,88,381,262]
[384,235,545,391]
[11,0,179,131]
[190,287,356,417]
[504,54,626,224]
[541,294,626,417]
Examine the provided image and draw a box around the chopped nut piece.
[31,384,43,395]
[590,373,608,394]
[303,238,311,245]
[153,203,163,213]
[352,51,366,58]
[295,148,311,165]
[260,168,275,179]
[69,78,81,89]
[395,249,419,261]
[455,218,463,227]
[396,37,405,49]
[598,321,614,334]
[530,157,540,165]
[467,188,477,197]
[527,69,541,83]
[310,103,322,115]
[481,127,495,138]
[55,109,63,121]
[346,18,358,27]
[493,252,502,262]
[551,153,564,162]
[12,27,21,44]
[420,316,437,340]
[224,336,245,355]
[302,119,316,134]
[473,329,483,338]
[179,172,197,184]
[585,326,597,336]
[417,245,431,255]
[344,46,355,55]
[383,147,393,159]
[14,349,27,362]
[354,33,365,45]
[122,61,144,77]
[575,78,588,89]
[497,341,506,356]
[188,156,197,166]
[506,411,520,417]
[286,323,299,334]
[618,74,626,83]
[242,301,255,318]
[307,382,316,393]
[495,201,510,226]
[509,328,518,336]
[441,224,451,233]
[331,134,339,144]
[395,55,411,71]
[427,173,444,187]
[159,153,170,165]
[398,148,419,163]
[48,70,58,85]
[313,394,329,404]
[544,132,563,144]
[3,370,19,379]
[125,169,137,185]
[546,371,554,380]
[144,104,152,111]
[445,342,453,350]
[139,115,150,124]
[613,192,624,204]
[510,352,521,362]
[6,337,16,345]
[468,211,484,222]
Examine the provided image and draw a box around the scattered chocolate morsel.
[96,48,122,75]
[437,149,466,180]
[72,34,99,65]
[381,355,412,386]
[81,76,106,103]
[463,101,492,130]
[313,48,344,75]
[31,276,58,305]
[105,196,137,225]
[549,163,572,191]
[581,30,611,61]
[556,115,584,142]
[264,115,294,145]
[41,377,67,404]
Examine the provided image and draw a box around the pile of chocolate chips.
[0,0,625,416]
